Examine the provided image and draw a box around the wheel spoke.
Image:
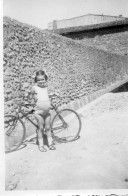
[4,115,26,153]
[52,109,81,143]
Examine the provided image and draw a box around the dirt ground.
[5,91,128,190]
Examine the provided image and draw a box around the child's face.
[36,75,46,87]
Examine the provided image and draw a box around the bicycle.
[4,96,81,153]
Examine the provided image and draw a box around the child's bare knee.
[45,125,50,131]
[37,127,43,133]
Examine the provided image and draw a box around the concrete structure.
[48,14,127,30]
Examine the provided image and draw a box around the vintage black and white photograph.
[2,0,128,193]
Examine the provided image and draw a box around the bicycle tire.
[51,109,81,143]
[4,115,26,153]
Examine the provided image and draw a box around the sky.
[3,0,128,30]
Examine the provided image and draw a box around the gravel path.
[5,91,128,190]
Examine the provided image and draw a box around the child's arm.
[29,86,37,103]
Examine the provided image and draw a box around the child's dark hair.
[34,70,48,83]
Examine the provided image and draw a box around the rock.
[8,183,17,190]
[3,16,128,114]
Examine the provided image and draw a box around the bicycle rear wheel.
[51,109,81,143]
[4,115,26,153]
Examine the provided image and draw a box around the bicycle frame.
[17,110,38,128]
[51,103,68,130]
[14,103,67,132]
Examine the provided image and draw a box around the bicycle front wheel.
[4,115,26,153]
[51,109,81,143]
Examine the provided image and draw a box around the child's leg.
[45,114,56,150]
[35,113,44,148]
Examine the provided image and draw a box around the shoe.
[38,146,47,152]
[49,145,56,150]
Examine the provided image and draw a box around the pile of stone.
[79,31,128,56]
[3,17,128,114]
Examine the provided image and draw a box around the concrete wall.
[48,20,57,31]
[48,14,125,30]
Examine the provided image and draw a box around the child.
[28,70,58,152]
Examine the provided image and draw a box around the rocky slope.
[78,30,128,56]
[3,17,128,114]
